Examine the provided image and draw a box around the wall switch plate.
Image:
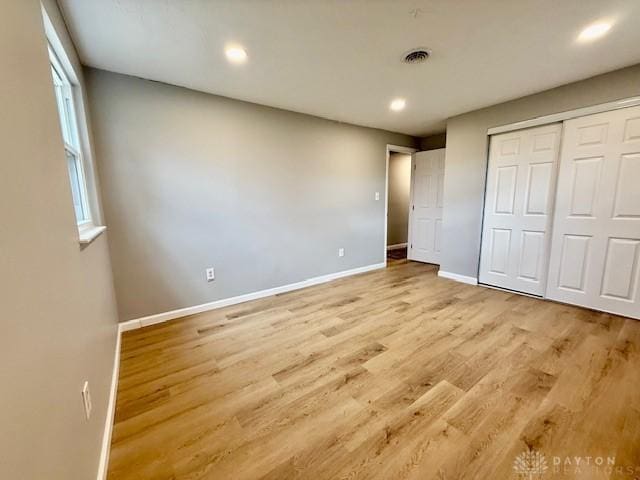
[81,381,92,420]
[338,248,345,257]
[206,267,215,282]
[375,192,380,201]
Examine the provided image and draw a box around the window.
[42,4,104,244]
[49,47,92,226]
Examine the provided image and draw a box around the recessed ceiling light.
[390,98,406,111]
[578,22,612,42]
[225,46,248,63]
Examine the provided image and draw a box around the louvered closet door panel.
[546,105,640,319]
[479,123,562,295]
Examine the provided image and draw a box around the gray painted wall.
[441,64,640,278]
[387,153,411,246]
[420,132,446,151]
[0,1,119,478]
[86,69,418,321]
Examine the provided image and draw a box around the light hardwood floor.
[108,259,640,479]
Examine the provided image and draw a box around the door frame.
[384,145,418,266]
[487,96,640,135]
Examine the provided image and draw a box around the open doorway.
[385,145,418,265]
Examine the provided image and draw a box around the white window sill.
[78,225,106,245]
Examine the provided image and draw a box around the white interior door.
[479,124,562,295]
[546,106,640,319]
[408,149,445,265]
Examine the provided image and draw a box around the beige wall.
[86,69,418,321]
[0,1,118,479]
[441,64,640,278]
[387,153,411,246]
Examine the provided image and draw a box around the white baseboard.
[386,243,408,251]
[96,324,122,480]
[122,262,386,331]
[437,270,478,285]
[119,318,142,332]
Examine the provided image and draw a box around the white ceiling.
[59,0,640,136]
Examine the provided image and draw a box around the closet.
[479,104,640,319]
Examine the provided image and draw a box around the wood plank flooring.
[108,259,640,479]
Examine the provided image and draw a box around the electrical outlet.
[338,248,345,257]
[206,267,215,282]
[81,381,92,420]
[375,191,380,201]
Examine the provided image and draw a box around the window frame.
[42,4,106,244]
[49,45,93,230]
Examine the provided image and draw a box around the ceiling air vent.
[402,48,431,64]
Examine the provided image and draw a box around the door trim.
[385,145,418,266]
[487,96,640,135]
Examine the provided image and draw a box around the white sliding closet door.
[546,106,640,319]
[479,124,562,295]
[408,149,445,265]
